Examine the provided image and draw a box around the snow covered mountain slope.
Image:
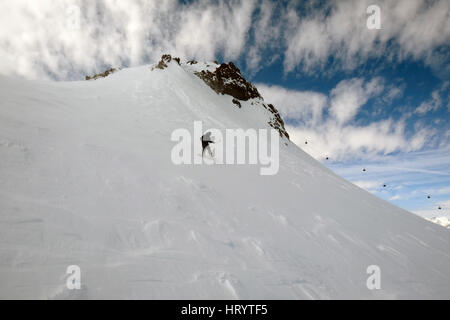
[0,57,449,299]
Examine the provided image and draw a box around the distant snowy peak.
[152,54,289,139]
[427,217,450,229]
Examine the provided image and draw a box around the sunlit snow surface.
[0,62,449,299]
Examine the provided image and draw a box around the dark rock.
[265,104,289,139]
[85,68,117,80]
[194,62,262,101]
[154,54,180,70]
[259,102,289,139]
[152,55,289,140]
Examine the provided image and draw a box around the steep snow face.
[0,59,449,299]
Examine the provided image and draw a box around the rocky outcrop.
[264,103,289,139]
[85,68,117,80]
[232,98,241,108]
[152,54,289,140]
[194,60,288,139]
[194,62,261,101]
[153,54,180,70]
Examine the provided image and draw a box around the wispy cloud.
[327,148,450,217]
[352,180,383,191]
[257,84,327,126]
[257,80,450,216]
[415,81,449,114]
[258,78,438,161]
[329,77,384,125]
[0,0,257,80]
[283,0,450,77]
[0,0,448,80]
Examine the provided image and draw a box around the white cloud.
[327,148,450,215]
[415,90,442,114]
[414,81,449,115]
[283,0,450,76]
[256,84,327,126]
[260,78,434,160]
[381,84,405,105]
[0,0,257,80]
[286,120,424,160]
[421,186,450,198]
[174,0,256,61]
[329,77,384,125]
[0,0,448,80]
[351,180,382,191]
[245,0,282,73]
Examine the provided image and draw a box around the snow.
[181,61,219,74]
[0,60,449,299]
[427,217,450,229]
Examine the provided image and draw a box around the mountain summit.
[0,55,449,299]
[153,54,289,139]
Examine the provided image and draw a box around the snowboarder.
[201,132,214,158]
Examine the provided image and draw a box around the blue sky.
[253,59,449,217]
[0,0,448,218]
[247,44,449,218]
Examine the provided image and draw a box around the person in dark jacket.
[201,132,214,157]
